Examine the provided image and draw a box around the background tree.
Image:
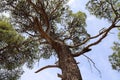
[109,29,120,71]
[0,15,24,80]
[86,0,120,73]
[0,0,120,80]
[0,15,40,80]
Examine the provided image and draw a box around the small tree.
[0,0,120,80]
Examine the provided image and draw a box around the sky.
[20,0,120,80]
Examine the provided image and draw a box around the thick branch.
[35,65,59,73]
[27,0,51,34]
[34,17,53,44]
[68,28,105,48]
[72,18,117,57]
[38,1,50,33]
[87,24,115,48]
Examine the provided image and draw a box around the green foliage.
[60,11,89,51]
[109,29,120,71]
[86,0,120,22]
[0,18,24,80]
[0,17,40,80]
[0,20,24,45]
[109,42,120,71]
[0,68,23,80]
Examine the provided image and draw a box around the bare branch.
[35,65,59,73]
[83,54,102,78]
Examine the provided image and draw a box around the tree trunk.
[52,41,82,80]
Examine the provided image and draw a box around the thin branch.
[83,54,102,78]
[87,23,115,48]
[107,1,118,17]
[87,57,93,72]
[90,28,106,39]
[35,65,59,73]
[115,25,120,28]
[68,37,90,48]
[25,31,36,37]
[68,28,106,48]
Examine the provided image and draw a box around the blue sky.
[20,0,120,80]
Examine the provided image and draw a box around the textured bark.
[52,41,82,80]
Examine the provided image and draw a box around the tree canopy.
[0,16,24,80]
[0,15,40,80]
[0,0,120,80]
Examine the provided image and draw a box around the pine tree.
[0,0,120,80]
